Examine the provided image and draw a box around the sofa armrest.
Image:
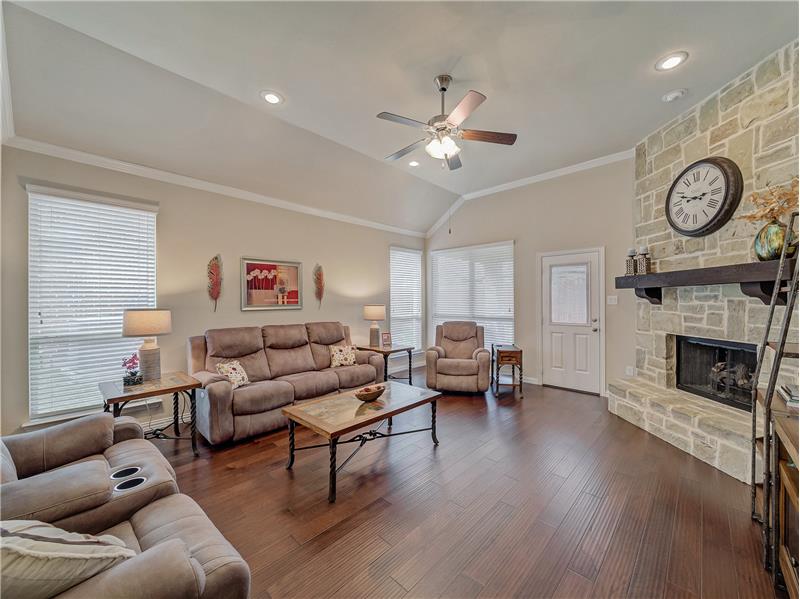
[57,539,206,599]
[113,416,144,444]
[1,460,111,522]
[194,380,235,445]
[3,413,115,478]
[472,348,490,360]
[354,349,375,365]
[355,350,385,383]
[193,370,228,387]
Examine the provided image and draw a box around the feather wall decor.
[313,264,324,308]
[207,254,222,312]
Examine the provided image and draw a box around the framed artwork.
[381,332,392,348]
[241,258,302,311]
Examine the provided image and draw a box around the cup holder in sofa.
[110,467,141,480]
[114,477,147,491]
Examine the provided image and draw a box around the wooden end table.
[492,344,523,397]
[99,371,201,456]
[355,345,414,385]
[282,381,441,502]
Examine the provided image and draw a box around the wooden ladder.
[749,211,799,577]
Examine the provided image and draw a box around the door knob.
[591,318,598,323]
[592,326,599,332]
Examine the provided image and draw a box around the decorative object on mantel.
[738,177,798,261]
[122,309,172,381]
[363,304,386,347]
[635,246,651,275]
[207,254,222,312]
[313,264,325,308]
[121,353,142,387]
[625,248,637,276]
[665,157,743,237]
[615,259,796,305]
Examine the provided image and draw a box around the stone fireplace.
[609,41,798,484]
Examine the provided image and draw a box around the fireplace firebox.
[675,335,757,412]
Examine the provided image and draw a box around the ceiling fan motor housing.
[434,74,452,93]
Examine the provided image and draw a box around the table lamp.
[122,309,172,381]
[363,304,386,347]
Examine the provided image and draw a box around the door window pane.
[550,263,588,325]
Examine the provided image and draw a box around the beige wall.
[1,146,423,434]
[426,159,636,390]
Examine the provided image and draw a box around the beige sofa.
[187,321,384,445]
[426,321,491,393]
[0,413,250,598]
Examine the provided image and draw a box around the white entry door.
[541,250,601,394]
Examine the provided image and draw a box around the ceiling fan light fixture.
[425,135,461,160]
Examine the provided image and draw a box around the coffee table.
[282,381,442,502]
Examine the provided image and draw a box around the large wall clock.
[665,156,743,237]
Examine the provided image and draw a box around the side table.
[98,371,201,457]
[492,344,523,397]
[355,345,414,385]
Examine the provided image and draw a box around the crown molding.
[425,148,634,238]
[1,8,14,143]
[4,136,426,238]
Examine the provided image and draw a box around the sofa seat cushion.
[100,521,142,553]
[325,364,377,389]
[129,494,250,599]
[437,358,479,376]
[276,370,339,400]
[232,381,294,416]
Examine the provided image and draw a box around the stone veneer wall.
[633,40,799,387]
[609,41,798,483]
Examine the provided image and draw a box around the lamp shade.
[122,309,172,337]
[362,304,386,322]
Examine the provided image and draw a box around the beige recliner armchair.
[426,321,491,392]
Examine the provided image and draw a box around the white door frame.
[536,246,606,396]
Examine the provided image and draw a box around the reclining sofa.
[187,321,384,445]
[0,413,250,598]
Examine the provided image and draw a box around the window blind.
[430,241,514,347]
[28,190,157,418]
[389,246,423,350]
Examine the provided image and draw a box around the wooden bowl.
[354,385,385,402]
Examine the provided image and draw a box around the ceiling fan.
[377,74,517,171]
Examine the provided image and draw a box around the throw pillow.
[0,520,135,599]
[216,360,249,389]
[330,345,357,368]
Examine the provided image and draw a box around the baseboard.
[522,376,540,385]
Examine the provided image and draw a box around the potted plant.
[122,353,143,386]
[738,176,798,261]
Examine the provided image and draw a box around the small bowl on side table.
[354,385,385,402]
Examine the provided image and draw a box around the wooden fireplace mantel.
[615,259,796,305]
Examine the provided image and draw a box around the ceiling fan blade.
[446,90,486,127]
[377,112,429,130]
[446,153,462,170]
[461,129,517,145]
[385,138,428,161]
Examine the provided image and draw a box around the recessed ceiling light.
[260,90,283,104]
[409,160,420,167]
[655,51,689,71]
[662,88,688,103]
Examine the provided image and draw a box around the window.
[430,241,514,347]
[550,263,589,324]
[389,246,423,350]
[28,188,157,419]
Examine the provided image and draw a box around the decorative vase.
[123,372,143,386]
[753,220,798,261]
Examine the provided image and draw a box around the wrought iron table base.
[384,349,413,385]
[286,400,438,502]
[137,390,198,456]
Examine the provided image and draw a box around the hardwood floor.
[157,370,776,599]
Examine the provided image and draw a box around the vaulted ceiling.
[4,2,797,234]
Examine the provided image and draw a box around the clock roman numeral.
[707,198,720,208]
[693,214,698,225]
[709,175,719,185]
[693,171,700,182]
[675,207,685,217]
[704,169,710,181]
[703,210,709,218]
[682,213,690,224]
[710,187,722,195]
[683,178,691,187]
[673,199,683,207]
